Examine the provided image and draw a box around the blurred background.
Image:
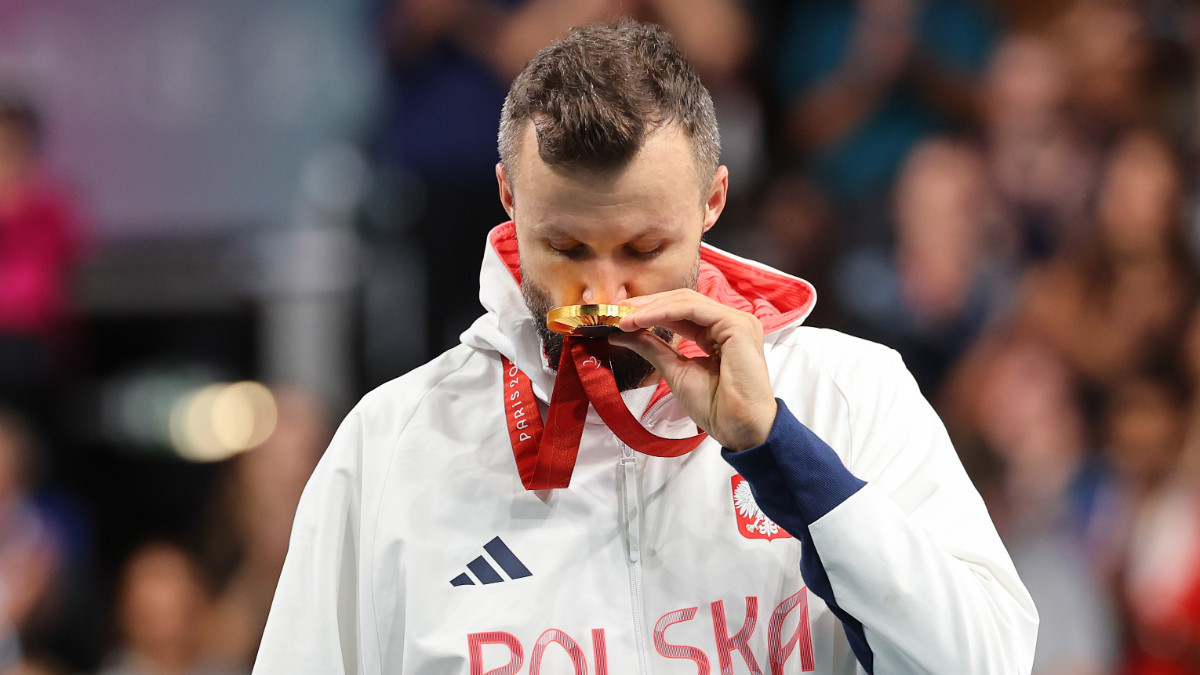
[0,0,1198,672]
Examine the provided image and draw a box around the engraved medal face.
[546,304,633,338]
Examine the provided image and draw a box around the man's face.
[498,123,727,389]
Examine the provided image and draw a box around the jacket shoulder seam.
[775,329,898,467]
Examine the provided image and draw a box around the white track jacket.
[255,223,1038,674]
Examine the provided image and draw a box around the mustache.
[518,251,699,391]
[522,285,670,392]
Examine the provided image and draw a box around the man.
[255,19,1037,674]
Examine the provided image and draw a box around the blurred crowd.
[3,0,1200,673]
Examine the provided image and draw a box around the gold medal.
[546,304,633,337]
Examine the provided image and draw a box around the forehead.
[513,122,702,227]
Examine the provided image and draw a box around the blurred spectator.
[0,93,84,428]
[380,0,754,167]
[627,0,764,219]
[735,174,841,327]
[835,137,1015,394]
[1182,4,1200,157]
[0,411,63,673]
[1121,306,1200,673]
[981,32,1100,260]
[1102,377,1189,520]
[1121,467,1200,674]
[98,542,242,675]
[1054,0,1153,139]
[1019,130,1198,388]
[379,0,618,183]
[1090,373,1198,673]
[202,389,328,667]
[991,0,1074,31]
[774,0,995,239]
[376,0,577,360]
[4,660,59,675]
[942,329,1118,674]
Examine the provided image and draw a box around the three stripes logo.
[450,536,532,586]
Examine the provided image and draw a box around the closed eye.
[626,244,665,259]
[549,243,589,259]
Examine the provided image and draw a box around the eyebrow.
[534,223,671,241]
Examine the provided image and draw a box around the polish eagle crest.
[731,475,791,541]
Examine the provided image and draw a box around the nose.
[579,261,630,305]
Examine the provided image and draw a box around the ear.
[497,162,516,220]
[702,165,729,234]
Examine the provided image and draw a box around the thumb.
[608,330,682,373]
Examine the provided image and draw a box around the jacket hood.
[461,221,817,403]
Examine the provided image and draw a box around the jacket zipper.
[619,441,653,674]
[642,395,671,426]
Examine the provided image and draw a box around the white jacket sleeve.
[254,407,370,674]
[725,346,1038,674]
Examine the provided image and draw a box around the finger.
[614,295,654,308]
[608,329,687,374]
[614,291,692,316]
[626,302,762,351]
[635,319,722,355]
[620,288,704,305]
[619,294,730,332]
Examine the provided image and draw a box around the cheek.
[520,254,580,307]
[522,256,571,294]
[663,245,703,282]
[641,259,687,289]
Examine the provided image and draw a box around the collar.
[461,221,817,404]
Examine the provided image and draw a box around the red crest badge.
[731,475,791,541]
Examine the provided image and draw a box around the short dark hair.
[497,18,719,189]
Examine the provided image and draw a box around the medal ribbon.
[502,337,708,490]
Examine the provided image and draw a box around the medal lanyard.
[502,337,707,490]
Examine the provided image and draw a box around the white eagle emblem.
[733,478,781,537]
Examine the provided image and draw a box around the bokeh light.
[170,381,278,462]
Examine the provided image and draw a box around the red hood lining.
[488,221,815,410]
[488,222,814,344]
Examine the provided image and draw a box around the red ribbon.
[502,337,708,490]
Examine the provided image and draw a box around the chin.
[533,320,667,392]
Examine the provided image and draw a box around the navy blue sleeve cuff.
[721,400,877,672]
[721,399,866,529]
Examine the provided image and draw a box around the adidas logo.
[450,536,532,586]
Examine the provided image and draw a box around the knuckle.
[745,315,764,338]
